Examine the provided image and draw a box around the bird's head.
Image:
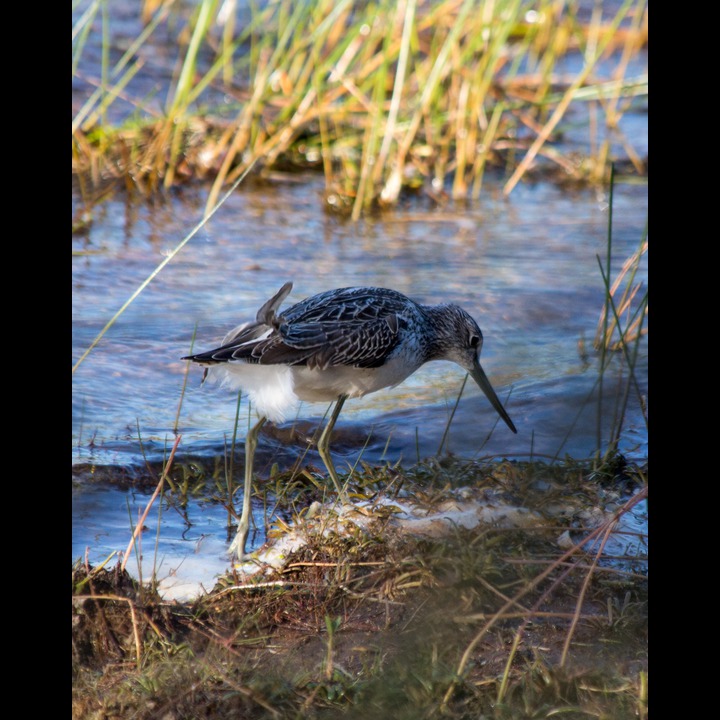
[436,306,517,434]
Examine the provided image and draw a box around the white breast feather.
[207,362,298,424]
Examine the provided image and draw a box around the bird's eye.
[469,334,480,349]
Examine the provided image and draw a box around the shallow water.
[73,2,647,597]
[72,173,647,598]
[73,175,647,461]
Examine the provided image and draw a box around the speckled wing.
[255,287,411,369]
[282,286,409,325]
[187,285,408,369]
[258,314,401,370]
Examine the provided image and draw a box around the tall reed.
[72,0,648,215]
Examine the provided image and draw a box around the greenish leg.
[317,395,349,502]
[229,416,267,560]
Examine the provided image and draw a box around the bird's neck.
[421,304,458,362]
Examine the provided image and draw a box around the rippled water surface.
[73,175,647,458]
[72,173,647,597]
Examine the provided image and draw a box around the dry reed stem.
[560,506,618,667]
[595,238,648,351]
[121,434,181,571]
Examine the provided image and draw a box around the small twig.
[121,435,182,572]
[441,485,648,710]
[74,594,143,670]
[284,560,388,569]
[455,610,608,623]
[437,373,469,456]
[560,489,645,666]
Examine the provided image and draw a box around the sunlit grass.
[72,0,648,218]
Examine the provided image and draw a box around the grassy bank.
[73,454,647,719]
[72,0,648,219]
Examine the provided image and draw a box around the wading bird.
[183,282,516,559]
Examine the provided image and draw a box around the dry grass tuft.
[73,454,647,719]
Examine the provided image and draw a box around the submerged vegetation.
[72,0,647,219]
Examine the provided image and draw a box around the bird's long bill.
[470,359,517,434]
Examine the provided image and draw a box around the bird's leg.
[317,395,349,502]
[229,415,267,560]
